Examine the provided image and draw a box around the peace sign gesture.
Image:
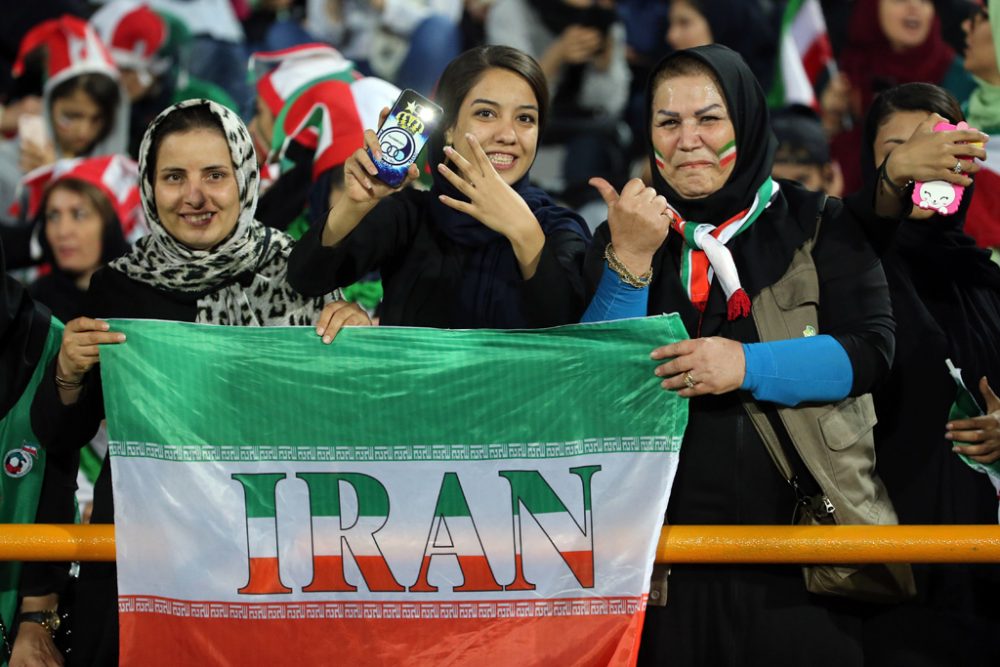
[436,133,544,277]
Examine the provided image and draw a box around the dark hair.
[49,73,121,149]
[864,83,965,153]
[436,46,549,134]
[145,103,226,189]
[40,178,127,268]
[42,179,117,230]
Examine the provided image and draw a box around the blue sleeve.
[740,335,853,406]
[581,264,649,322]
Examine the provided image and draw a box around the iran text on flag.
[768,0,835,109]
[966,132,1000,250]
[101,317,689,666]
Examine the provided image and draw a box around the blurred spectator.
[0,1,86,97]
[833,0,977,193]
[90,0,240,157]
[962,0,1000,254]
[0,16,128,223]
[138,0,253,112]
[305,0,463,96]
[665,0,777,93]
[249,43,399,235]
[22,156,139,320]
[243,0,316,54]
[771,104,843,196]
[486,0,631,223]
[617,0,669,160]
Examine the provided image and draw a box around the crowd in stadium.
[2,0,1000,665]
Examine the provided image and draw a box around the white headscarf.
[111,99,337,325]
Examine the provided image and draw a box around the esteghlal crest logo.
[4,448,34,478]
[378,127,417,167]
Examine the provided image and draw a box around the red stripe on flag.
[410,555,504,593]
[305,554,405,592]
[238,558,291,595]
[801,36,832,84]
[120,602,646,666]
[560,550,595,588]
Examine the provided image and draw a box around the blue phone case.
[368,89,442,188]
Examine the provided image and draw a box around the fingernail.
[466,133,476,142]
[444,146,453,154]
[661,379,670,389]
[323,335,332,344]
[365,179,373,189]
[316,327,324,336]
[101,323,110,331]
[654,368,662,377]
[117,334,126,342]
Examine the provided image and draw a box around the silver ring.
[684,371,696,389]
[952,160,963,174]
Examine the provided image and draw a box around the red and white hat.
[13,15,119,90]
[250,43,400,180]
[90,1,170,78]
[12,155,144,241]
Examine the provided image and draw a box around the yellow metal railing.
[1,525,1000,563]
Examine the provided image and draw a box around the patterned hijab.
[110,99,335,325]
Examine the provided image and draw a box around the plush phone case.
[910,121,979,216]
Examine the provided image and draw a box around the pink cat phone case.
[911,121,981,216]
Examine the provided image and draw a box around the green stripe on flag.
[99,317,689,451]
[433,473,474,518]
[232,473,284,518]
[298,473,391,517]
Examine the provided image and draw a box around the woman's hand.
[323,107,419,247]
[19,138,56,175]
[56,317,125,383]
[9,622,64,667]
[885,114,988,189]
[590,177,671,275]
[342,107,420,208]
[947,377,1000,465]
[650,337,746,398]
[314,300,372,344]
[437,134,545,277]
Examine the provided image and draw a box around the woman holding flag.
[582,44,906,665]
[25,99,366,666]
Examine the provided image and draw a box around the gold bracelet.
[604,243,653,288]
[54,372,84,390]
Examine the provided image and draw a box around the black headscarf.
[646,44,778,224]
[423,122,591,327]
[2,237,52,418]
[853,95,1000,390]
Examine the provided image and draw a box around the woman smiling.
[25,99,365,666]
[288,45,592,329]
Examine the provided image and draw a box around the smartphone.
[368,89,442,188]
[18,114,49,148]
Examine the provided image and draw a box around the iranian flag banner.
[100,317,689,666]
[768,0,836,110]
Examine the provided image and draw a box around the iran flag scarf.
[670,177,779,319]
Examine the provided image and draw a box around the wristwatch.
[17,610,61,636]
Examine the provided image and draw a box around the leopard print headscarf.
[111,99,337,325]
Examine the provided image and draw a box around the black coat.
[288,188,589,329]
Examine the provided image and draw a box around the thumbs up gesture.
[589,177,672,276]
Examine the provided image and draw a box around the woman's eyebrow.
[694,103,723,115]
